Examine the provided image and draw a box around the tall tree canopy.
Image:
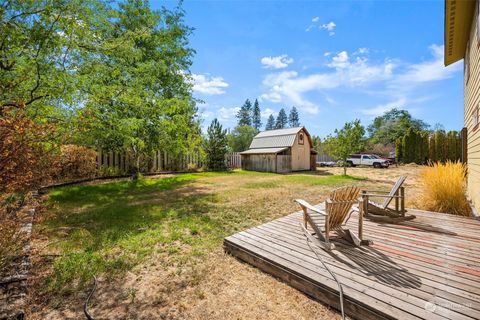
[76,1,199,173]
[1,0,201,181]
[252,99,262,130]
[288,106,300,127]
[367,108,429,145]
[265,114,275,130]
[227,125,257,152]
[1,0,109,122]
[325,120,365,175]
[236,99,252,126]
[275,108,288,129]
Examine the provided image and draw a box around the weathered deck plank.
[224,208,480,320]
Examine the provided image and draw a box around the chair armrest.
[362,193,402,198]
[295,199,327,216]
[361,190,390,193]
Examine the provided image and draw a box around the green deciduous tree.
[288,106,300,127]
[77,1,199,174]
[252,99,262,130]
[324,119,365,175]
[236,99,252,126]
[368,108,429,145]
[227,125,258,152]
[265,114,275,130]
[275,108,288,129]
[205,119,228,171]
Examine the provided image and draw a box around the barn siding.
[241,154,278,172]
[291,129,312,171]
[465,6,480,212]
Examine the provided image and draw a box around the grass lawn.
[29,167,422,319]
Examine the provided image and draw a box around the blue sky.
[159,0,464,138]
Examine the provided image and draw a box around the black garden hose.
[84,276,97,320]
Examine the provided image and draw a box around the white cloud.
[394,44,460,84]
[261,108,277,118]
[218,107,240,121]
[360,98,407,117]
[260,44,461,117]
[324,52,331,57]
[328,51,349,69]
[320,21,336,31]
[329,31,335,36]
[312,16,320,22]
[261,54,294,69]
[191,73,229,95]
[356,47,369,55]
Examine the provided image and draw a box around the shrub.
[419,161,471,216]
[53,145,98,182]
[0,105,57,194]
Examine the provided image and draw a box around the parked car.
[317,161,337,167]
[346,154,389,168]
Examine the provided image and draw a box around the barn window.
[299,133,304,145]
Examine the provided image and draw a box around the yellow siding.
[465,5,480,212]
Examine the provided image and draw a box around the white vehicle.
[346,154,389,168]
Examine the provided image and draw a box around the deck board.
[224,207,480,320]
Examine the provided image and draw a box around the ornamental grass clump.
[419,161,471,216]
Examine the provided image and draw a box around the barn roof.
[239,147,288,155]
[248,127,311,149]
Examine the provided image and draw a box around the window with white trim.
[472,106,479,130]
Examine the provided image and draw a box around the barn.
[240,127,316,173]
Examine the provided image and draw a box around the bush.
[419,161,471,216]
[0,105,57,194]
[53,145,98,182]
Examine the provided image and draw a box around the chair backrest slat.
[381,176,407,209]
[327,186,360,230]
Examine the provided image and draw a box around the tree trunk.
[343,164,347,176]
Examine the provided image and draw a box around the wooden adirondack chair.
[359,176,416,223]
[295,186,368,251]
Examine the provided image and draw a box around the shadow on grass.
[42,175,225,292]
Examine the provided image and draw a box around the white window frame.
[472,106,479,130]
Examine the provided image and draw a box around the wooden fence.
[226,152,241,168]
[97,150,242,174]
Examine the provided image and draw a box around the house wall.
[291,129,312,171]
[465,4,480,212]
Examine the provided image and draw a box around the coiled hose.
[301,224,345,320]
[84,276,97,320]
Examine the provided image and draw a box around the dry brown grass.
[27,166,424,320]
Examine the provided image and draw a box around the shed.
[240,127,316,173]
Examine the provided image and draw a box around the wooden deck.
[224,207,480,320]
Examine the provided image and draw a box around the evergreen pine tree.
[288,106,300,127]
[236,99,252,126]
[205,119,228,171]
[265,114,275,130]
[395,138,403,163]
[275,108,288,129]
[252,99,262,130]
